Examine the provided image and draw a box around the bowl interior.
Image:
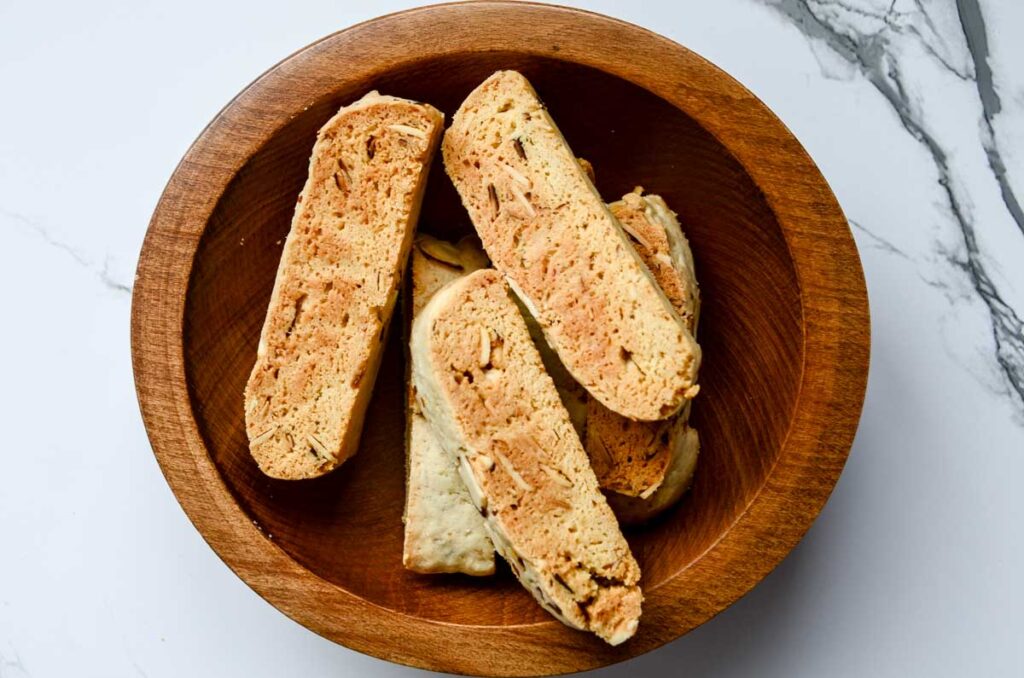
[184,53,803,626]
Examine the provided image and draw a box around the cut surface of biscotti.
[411,269,642,645]
[442,70,699,422]
[244,91,444,479]
[588,189,702,500]
[608,414,700,525]
[403,235,494,575]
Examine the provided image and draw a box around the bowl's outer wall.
[132,3,868,675]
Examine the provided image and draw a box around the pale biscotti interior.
[244,92,443,480]
[411,269,642,646]
[403,235,495,575]
[586,189,703,498]
[442,69,700,422]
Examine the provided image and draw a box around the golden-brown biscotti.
[411,269,642,645]
[402,235,494,575]
[442,70,700,422]
[588,189,702,504]
[607,412,700,525]
[244,92,444,479]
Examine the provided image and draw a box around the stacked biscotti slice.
[442,70,700,422]
[402,236,494,576]
[411,269,643,645]
[595,189,703,524]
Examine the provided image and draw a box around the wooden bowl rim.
[131,2,869,675]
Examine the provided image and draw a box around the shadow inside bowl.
[183,52,803,627]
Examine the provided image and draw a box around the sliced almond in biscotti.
[411,269,642,645]
[442,70,699,422]
[244,92,444,480]
[403,235,494,575]
[588,189,702,501]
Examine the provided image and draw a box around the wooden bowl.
[131,3,869,675]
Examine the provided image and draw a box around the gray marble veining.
[0,209,132,295]
[0,648,29,678]
[958,0,1024,238]
[850,218,912,259]
[765,0,1024,409]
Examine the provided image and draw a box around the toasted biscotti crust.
[588,189,702,502]
[442,70,699,422]
[403,235,494,575]
[411,269,642,645]
[244,92,443,479]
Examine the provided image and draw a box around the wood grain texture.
[131,2,869,675]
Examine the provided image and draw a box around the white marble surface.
[1,1,1021,676]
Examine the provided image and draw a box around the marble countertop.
[1,1,1021,676]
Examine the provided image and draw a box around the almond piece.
[388,124,427,139]
[418,238,465,269]
[479,326,492,367]
[308,434,331,459]
[251,428,276,446]
[500,162,531,188]
[494,449,533,493]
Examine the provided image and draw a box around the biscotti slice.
[403,235,494,575]
[611,190,699,332]
[442,70,700,421]
[608,414,700,525]
[244,92,444,479]
[411,269,642,645]
[588,189,702,502]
